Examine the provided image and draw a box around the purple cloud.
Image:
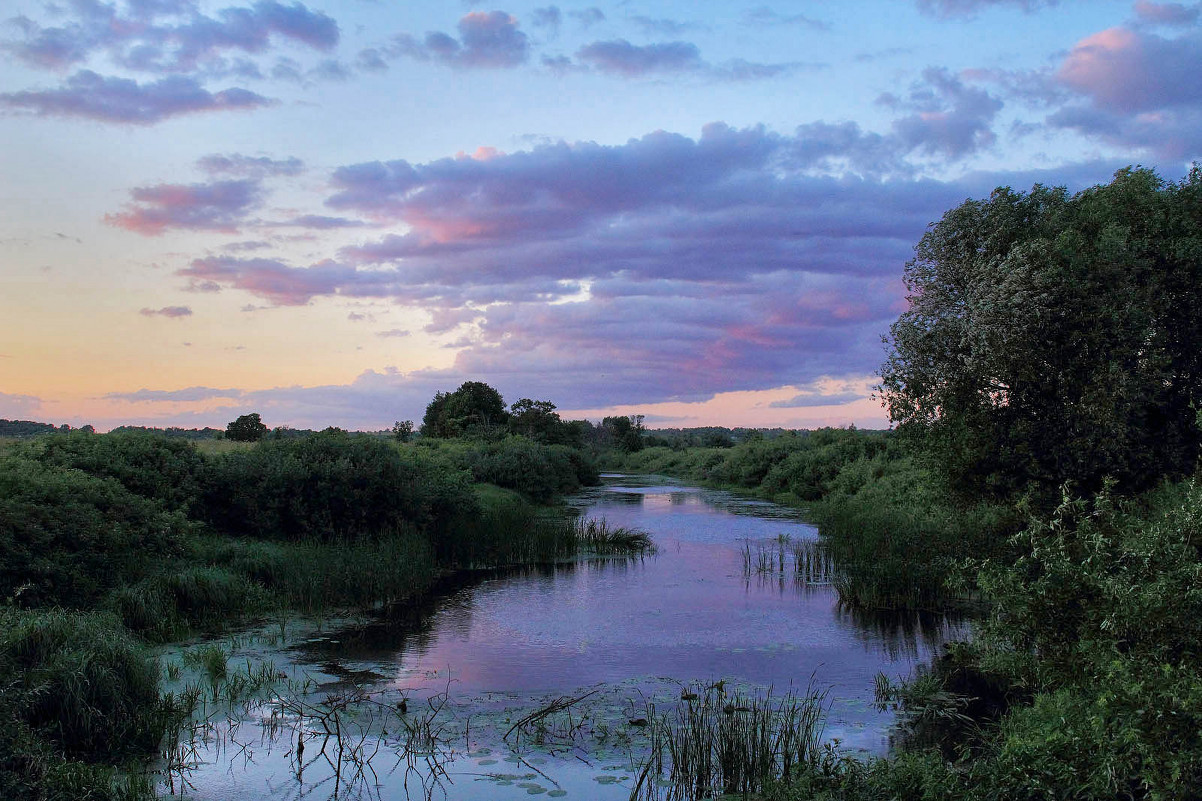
[570,8,606,29]
[1133,1,1200,26]
[916,0,1059,18]
[570,39,803,81]
[1036,26,1202,158]
[531,6,562,34]
[629,16,706,36]
[390,11,529,69]
[0,391,43,417]
[575,39,703,76]
[6,0,339,75]
[197,153,304,177]
[742,7,830,30]
[376,329,410,338]
[273,214,369,229]
[179,256,361,305]
[883,67,1003,159]
[140,305,194,318]
[107,179,262,235]
[105,386,244,402]
[1057,27,1202,114]
[0,71,271,124]
[174,123,1126,407]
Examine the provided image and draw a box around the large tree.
[225,412,268,442]
[420,381,509,438]
[881,166,1202,503]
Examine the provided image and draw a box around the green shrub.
[450,436,598,502]
[203,430,478,541]
[0,457,188,607]
[22,432,210,515]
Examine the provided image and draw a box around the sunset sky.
[2,0,1199,431]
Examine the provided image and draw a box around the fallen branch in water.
[503,689,600,741]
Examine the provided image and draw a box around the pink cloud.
[1058,27,1202,114]
[106,179,262,235]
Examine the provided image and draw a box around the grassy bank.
[614,430,1202,799]
[611,429,1018,612]
[0,428,634,799]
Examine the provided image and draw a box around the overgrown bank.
[614,167,1202,799]
[0,426,611,800]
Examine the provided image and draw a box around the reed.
[572,518,656,555]
[638,682,828,799]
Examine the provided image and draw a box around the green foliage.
[440,435,599,502]
[203,429,478,541]
[421,381,509,439]
[602,414,646,452]
[107,566,269,642]
[391,419,414,442]
[977,481,1202,691]
[0,608,163,759]
[224,412,267,442]
[507,398,583,446]
[0,456,188,607]
[24,431,210,514]
[0,419,68,438]
[882,166,1202,505]
[188,531,437,616]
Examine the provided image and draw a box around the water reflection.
[166,474,969,800]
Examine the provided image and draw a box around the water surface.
[162,474,962,800]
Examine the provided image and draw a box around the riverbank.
[143,474,955,800]
[610,435,1202,799]
[0,429,629,800]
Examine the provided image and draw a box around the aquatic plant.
[636,682,829,800]
[572,518,656,555]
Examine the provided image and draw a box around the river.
[159,474,962,800]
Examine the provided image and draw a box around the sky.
[1,0,1199,431]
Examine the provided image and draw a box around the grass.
[572,518,656,555]
[191,438,254,456]
[637,682,829,800]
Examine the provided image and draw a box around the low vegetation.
[0,392,635,798]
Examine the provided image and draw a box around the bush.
[449,436,598,502]
[203,430,478,541]
[24,432,210,515]
[0,457,188,607]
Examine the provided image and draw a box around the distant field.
[193,439,254,456]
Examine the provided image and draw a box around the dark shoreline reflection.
[293,475,965,722]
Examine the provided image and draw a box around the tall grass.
[572,518,655,555]
[0,608,164,758]
[639,682,829,800]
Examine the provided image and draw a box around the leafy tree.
[225,412,268,442]
[881,166,1202,503]
[508,398,574,444]
[421,382,509,438]
[603,414,646,453]
[392,420,415,442]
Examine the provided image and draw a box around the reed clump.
[639,682,828,800]
[572,518,656,555]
